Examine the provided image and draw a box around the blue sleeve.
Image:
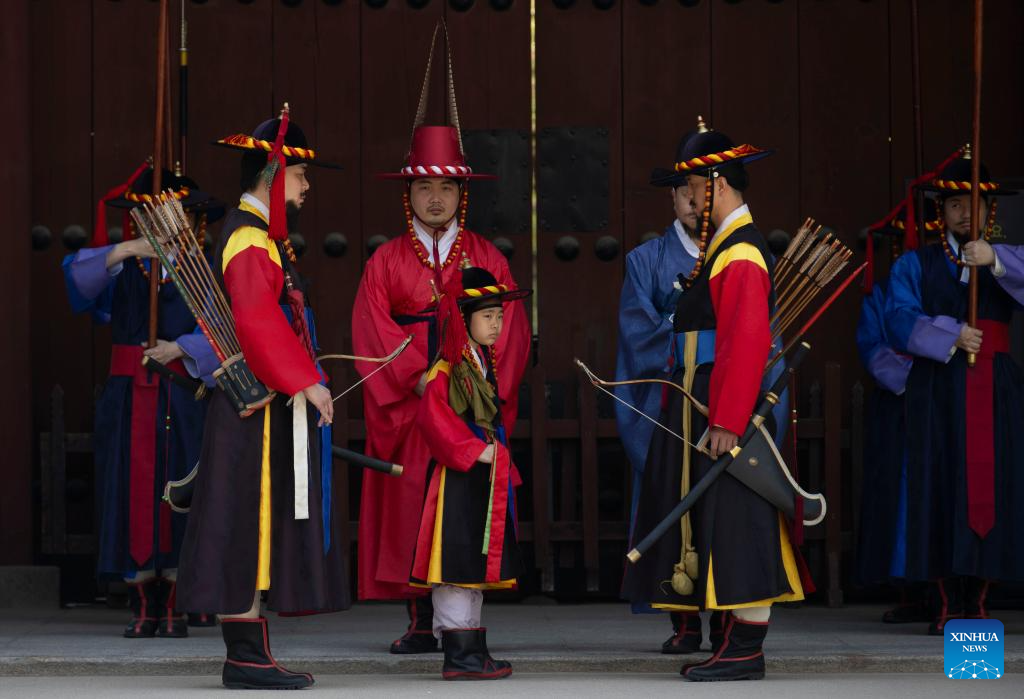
[856,287,887,369]
[177,329,220,386]
[62,246,119,324]
[992,244,1024,307]
[884,251,960,362]
[857,285,913,394]
[614,246,675,472]
[615,248,675,381]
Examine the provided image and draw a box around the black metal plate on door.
[462,129,531,236]
[538,127,609,233]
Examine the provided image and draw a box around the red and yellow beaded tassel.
[683,175,714,287]
[984,198,998,241]
[936,204,961,267]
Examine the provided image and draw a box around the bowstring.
[578,362,711,457]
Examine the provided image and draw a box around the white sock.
[431,584,484,638]
[732,606,771,623]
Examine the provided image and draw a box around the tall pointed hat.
[378,20,495,182]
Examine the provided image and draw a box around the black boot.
[679,611,728,675]
[123,579,159,638]
[157,579,188,638]
[390,597,440,654]
[964,577,991,620]
[188,613,218,628]
[662,612,702,654]
[221,617,314,690]
[683,616,767,682]
[441,628,512,680]
[928,578,963,636]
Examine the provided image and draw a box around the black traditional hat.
[214,110,342,170]
[650,119,703,188]
[106,166,225,219]
[869,196,941,238]
[919,144,1016,198]
[94,161,224,247]
[458,266,533,310]
[672,117,773,287]
[673,117,773,178]
[214,104,341,241]
[438,266,531,365]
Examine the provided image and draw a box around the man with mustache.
[885,146,1024,635]
[352,122,530,652]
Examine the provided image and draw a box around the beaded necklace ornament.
[404,186,469,270]
[937,199,998,267]
[683,174,715,288]
[282,237,298,264]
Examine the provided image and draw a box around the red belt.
[964,320,1008,539]
[110,344,185,566]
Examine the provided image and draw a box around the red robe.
[352,228,530,600]
[410,355,519,588]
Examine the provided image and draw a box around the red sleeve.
[351,247,428,407]
[707,245,772,435]
[416,363,492,473]
[482,245,531,430]
[224,245,320,396]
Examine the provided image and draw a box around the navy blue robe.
[64,247,216,579]
[885,239,1024,582]
[854,280,913,585]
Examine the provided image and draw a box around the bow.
[574,358,711,457]
[320,335,415,403]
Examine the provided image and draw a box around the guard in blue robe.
[854,276,929,621]
[63,165,222,638]
[884,150,1024,635]
[854,202,941,624]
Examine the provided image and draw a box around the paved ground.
[0,674,1020,698]
[0,602,1021,678]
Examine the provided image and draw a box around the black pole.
[332,446,403,477]
[627,342,812,563]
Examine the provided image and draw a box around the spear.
[148,0,171,350]
[966,0,984,369]
[179,0,188,173]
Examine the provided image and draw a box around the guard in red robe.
[352,29,531,654]
[409,266,531,680]
[177,107,348,690]
[622,124,805,682]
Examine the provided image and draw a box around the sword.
[627,341,812,563]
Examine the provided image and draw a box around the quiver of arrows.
[770,222,853,341]
[130,194,275,417]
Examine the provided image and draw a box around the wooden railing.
[40,362,855,604]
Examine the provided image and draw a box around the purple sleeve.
[68,245,119,301]
[907,314,960,363]
[176,332,219,386]
[866,346,913,395]
[992,245,1024,305]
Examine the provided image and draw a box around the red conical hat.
[378,125,495,180]
[377,20,495,181]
